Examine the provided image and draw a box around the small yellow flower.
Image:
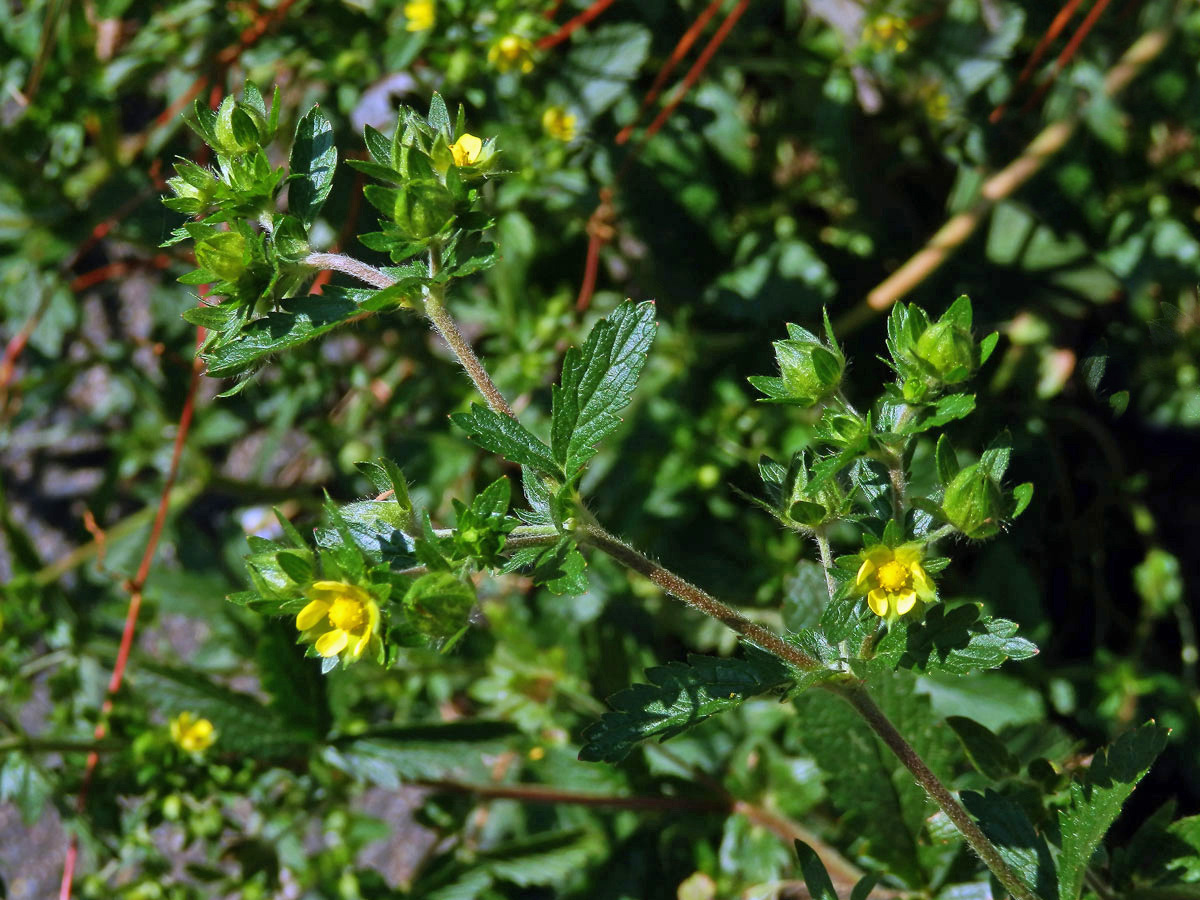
[542,106,577,142]
[170,712,216,753]
[488,34,535,74]
[296,580,380,663]
[403,0,435,32]
[852,543,937,620]
[449,132,483,167]
[863,14,911,53]
[919,83,951,122]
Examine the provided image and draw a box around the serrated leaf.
[579,652,793,763]
[481,831,596,887]
[136,664,316,756]
[947,716,1019,780]
[873,604,1038,675]
[906,393,977,433]
[451,404,560,477]
[980,431,1013,481]
[290,106,337,227]
[961,789,1057,900]
[202,290,362,379]
[363,124,392,167]
[1057,723,1169,900]
[793,672,957,886]
[403,572,476,641]
[794,841,837,900]
[427,92,451,136]
[326,721,519,786]
[551,301,656,479]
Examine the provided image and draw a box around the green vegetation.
[1,2,1198,898]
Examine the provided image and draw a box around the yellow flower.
[488,35,535,74]
[542,106,577,142]
[449,132,483,167]
[170,712,216,753]
[403,0,435,32]
[852,543,937,620]
[863,14,911,53]
[296,580,380,663]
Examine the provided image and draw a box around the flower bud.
[775,338,844,406]
[942,463,1004,539]
[194,232,248,283]
[214,97,265,155]
[915,320,976,379]
[392,179,455,240]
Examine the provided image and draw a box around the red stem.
[636,0,751,146]
[537,0,619,50]
[1021,0,1113,113]
[58,325,206,899]
[616,0,726,145]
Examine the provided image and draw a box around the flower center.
[876,560,910,593]
[328,596,367,632]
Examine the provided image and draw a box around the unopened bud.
[942,463,1004,539]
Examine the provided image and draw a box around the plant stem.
[578,523,819,672]
[423,281,515,418]
[814,528,836,601]
[0,735,119,755]
[827,681,1038,900]
[887,454,906,525]
[304,252,394,289]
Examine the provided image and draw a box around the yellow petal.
[296,600,331,631]
[894,545,921,566]
[910,563,928,589]
[351,629,370,658]
[867,589,890,617]
[315,629,349,658]
[894,591,917,615]
[856,559,876,586]
[451,133,482,166]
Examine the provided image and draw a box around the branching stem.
[578,524,819,672]
[827,681,1038,900]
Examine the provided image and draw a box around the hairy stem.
[303,252,394,289]
[887,457,906,524]
[814,529,836,601]
[424,246,515,418]
[578,523,818,672]
[828,681,1038,900]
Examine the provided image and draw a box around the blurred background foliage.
[0,0,1197,897]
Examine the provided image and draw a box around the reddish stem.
[1021,0,1113,113]
[616,0,725,145]
[537,0,619,50]
[636,0,751,146]
[990,0,1087,122]
[58,325,206,899]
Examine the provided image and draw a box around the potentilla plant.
[160,87,1169,900]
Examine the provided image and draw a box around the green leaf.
[1057,723,1169,900]
[403,572,476,641]
[135,664,316,756]
[427,92,451,136]
[794,841,837,900]
[289,105,337,227]
[906,393,977,433]
[363,124,392,167]
[936,434,960,484]
[873,603,1037,675]
[941,294,973,330]
[793,672,958,886]
[0,755,53,824]
[451,404,561,477]
[947,716,1019,780]
[578,652,794,763]
[551,300,656,479]
[980,430,1013,481]
[961,789,1057,900]
[326,721,519,786]
[481,831,598,888]
[1012,482,1034,518]
[202,288,371,380]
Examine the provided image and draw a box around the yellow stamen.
[876,560,910,592]
[328,596,367,631]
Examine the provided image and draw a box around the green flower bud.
[775,338,844,406]
[942,462,1004,539]
[392,179,455,240]
[194,232,248,283]
[214,97,264,155]
[915,320,976,380]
